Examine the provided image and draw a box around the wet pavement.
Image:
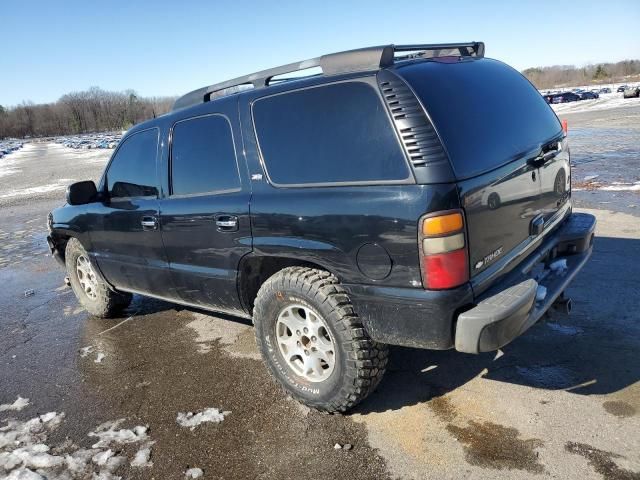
[557,105,640,216]
[1,108,640,479]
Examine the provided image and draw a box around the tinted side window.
[252,82,410,185]
[171,115,240,196]
[107,129,159,198]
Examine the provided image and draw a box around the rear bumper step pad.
[455,213,596,354]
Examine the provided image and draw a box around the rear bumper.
[455,212,595,353]
[346,212,596,352]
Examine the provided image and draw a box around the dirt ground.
[1,107,639,479]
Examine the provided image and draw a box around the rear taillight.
[562,119,568,136]
[419,210,469,290]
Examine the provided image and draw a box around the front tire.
[65,238,132,318]
[253,267,388,413]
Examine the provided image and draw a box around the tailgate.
[458,138,570,278]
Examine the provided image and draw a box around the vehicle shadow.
[356,235,640,414]
[121,295,254,328]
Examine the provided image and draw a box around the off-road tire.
[65,238,132,318]
[253,267,388,413]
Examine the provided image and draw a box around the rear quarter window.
[252,81,411,186]
[398,58,562,179]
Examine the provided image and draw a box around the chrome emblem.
[475,246,503,270]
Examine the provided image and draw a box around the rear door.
[158,107,252,314]
[89,128,174,295]
[397,58,566,281]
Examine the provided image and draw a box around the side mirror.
[66,180,98,205]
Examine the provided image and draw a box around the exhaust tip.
[553,295,572,315]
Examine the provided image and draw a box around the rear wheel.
[65,238,131,318]
[253,267,388,413]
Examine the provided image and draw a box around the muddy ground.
[1,106,639,479]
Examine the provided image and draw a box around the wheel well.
[237,256,331,315]
[51,233,72,263]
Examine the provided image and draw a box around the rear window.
[398,58,562,179]
[252,81,410,185]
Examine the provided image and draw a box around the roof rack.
[172,42,484,111]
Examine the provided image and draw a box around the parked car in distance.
[549,92,581,103]
[617,85,627,93]
[599,87,611,94]
[579,91,599,100]
[47,42,596,412]
[623,86,640,98]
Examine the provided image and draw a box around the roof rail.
[172,42,484,111]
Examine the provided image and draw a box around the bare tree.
[0,87,176,139]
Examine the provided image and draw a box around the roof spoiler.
[172,42,484,111]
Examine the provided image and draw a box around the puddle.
[447,420,544,473]
[603,400,636,418]
[185,312,259,359]
[569,126,640,215]
[427,395,545,474]
[428,395,456,423]
[566,442,640,480]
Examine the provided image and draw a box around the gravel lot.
[1,106,639,479]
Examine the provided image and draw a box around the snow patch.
[79,346,94,357]
[551,92,640,114]
[599,181,640,192]
[0,412,64,449]
[0,183,70,199]
[88,419,148,449]
[130,443,154,468]
[6,468,44,479]
[536,285,547,302]
[185,467,204,478]
[550,259,568,275]
[94,352,106,363]
[1,407,153,479]
[176,408,230,430]
[186,313,248,353]
[0,397,30,412]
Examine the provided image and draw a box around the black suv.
[48,43,595,412]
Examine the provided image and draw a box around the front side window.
[106,129,159,198]
[252,81,410,185]
[170,115,240,196]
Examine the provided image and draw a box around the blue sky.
[2,0,639,106]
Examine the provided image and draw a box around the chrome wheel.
[76,254,98,300]
[275,304,336,383]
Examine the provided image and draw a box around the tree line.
[523,59,640,90]
[0,87,175,139]
[2,59,639,139]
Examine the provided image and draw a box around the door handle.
[215,215,238,232]
[141,216,158,230]
[528,143,561,168]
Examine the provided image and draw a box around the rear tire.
[253,267,388,413]
[65,238,132,318]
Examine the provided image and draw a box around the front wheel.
[253,267,388,413]
[65,238,132,318]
